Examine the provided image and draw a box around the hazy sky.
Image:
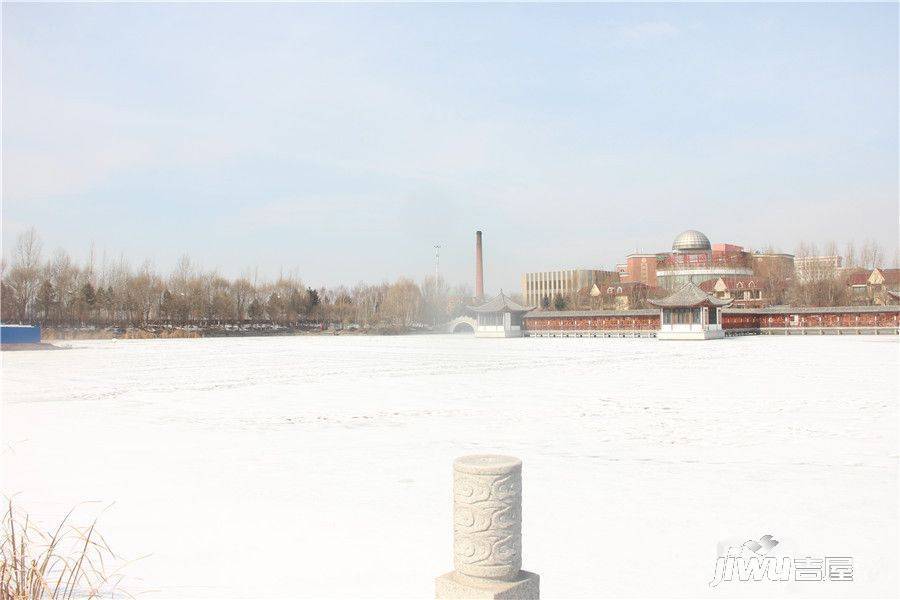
[3,2,898,292]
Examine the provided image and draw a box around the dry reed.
[0,501,130,600]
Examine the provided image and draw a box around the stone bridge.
[446,316,476,334]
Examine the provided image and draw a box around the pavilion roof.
[648,282,733,308]
[468,292,533,314]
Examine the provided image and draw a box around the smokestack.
[475,230,484,301]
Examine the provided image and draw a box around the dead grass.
[41,328,200,341]
[0,501,130,600]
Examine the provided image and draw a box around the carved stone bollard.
[435,455,540,599]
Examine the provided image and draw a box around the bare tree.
[844,241,857,270]
[0,228,485,333]
[861,239,884,270]
[420,275,450,327]
[6,228,43,321]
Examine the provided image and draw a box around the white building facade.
[521,269,616,307]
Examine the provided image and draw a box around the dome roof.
[673,230,711,252]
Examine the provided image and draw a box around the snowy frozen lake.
[2,335,898,598]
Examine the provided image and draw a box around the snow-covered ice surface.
[2,335,897,598]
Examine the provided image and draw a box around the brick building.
[752,252,795,276]
[613,230,804,305]
[620,254,660,286]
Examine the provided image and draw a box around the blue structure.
[0,324,41,344]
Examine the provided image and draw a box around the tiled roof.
[698,277,764,293]
[648,282,733,308]
[846,270,870,286]
[523,309,658,318]
[600,282,649,296]
[522,305,900,319]
[468,292,532,313]
[725,305,900,314]
[877,268,900,285]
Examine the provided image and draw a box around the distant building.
[846,268,871,304]
[843,267,900,306]
[794,255,843,282]
[617,231,799,295]
[521,269,616,308]
[751,252,795,275]
[595,281,654,310]
[468,292,532,338]
[711,243,744,253]
[868,268,900,305]
[699,276,768,308]
[621,254,660,286]
[654,230,753,291]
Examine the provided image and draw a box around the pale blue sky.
[3,2,897,291]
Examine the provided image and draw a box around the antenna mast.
[434,244,441,279]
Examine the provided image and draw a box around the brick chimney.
[475,230,484,301]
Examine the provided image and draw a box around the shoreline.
[34,325,434,342]
[0,342,64,351]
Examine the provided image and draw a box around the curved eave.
[647,300,732,308]
[467,305,533,314]
[648,298,733,308]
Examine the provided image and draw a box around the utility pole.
[434,244,441,280]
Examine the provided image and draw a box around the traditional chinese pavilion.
[468,292,533,338]
[649,282,732,340]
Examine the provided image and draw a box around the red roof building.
[698,276,768,308]
[594,281,655,310]
[871,268,900,286]
[846,270,870,287]
[868,268,900,306]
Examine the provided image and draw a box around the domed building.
[658,229,753,290]
[672,230,711,253]
[620,229,754,291]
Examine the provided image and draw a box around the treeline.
[788,240,892,307]
[1,229,472,330]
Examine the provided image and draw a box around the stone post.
[435,455,540,599]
